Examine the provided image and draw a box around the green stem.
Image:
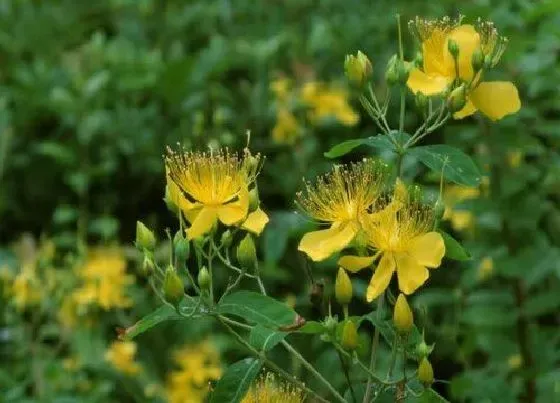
[337,350,357,403]
[387,336,399,380]
[363,293,384,403]
[0,126,11,188]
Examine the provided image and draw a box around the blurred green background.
[0,0,559,402]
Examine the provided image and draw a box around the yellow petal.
[422,28,455,77]
[366,252,395,302]
[470,81,521,121]
[338,255,375,273]
[217,187,249,225]
[186,207,218,240]
[395,252,429,295]
[241,208,269,235]
[298,222,358,262]
[453,98,477,120]
[407,68,450,96]
[446,25,480,81]
[408,232,445,268]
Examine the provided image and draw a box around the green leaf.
[297,321,325,334]
[410,145,481,186]
[324,138,369,158]
[210,358,262,403]
[249,325,286,351]
[439,231,471,261]
[416,388,450,403]
[121,298,200,341]
[324,134,404,159]
[218,291,297,328]
[523,291,560,317]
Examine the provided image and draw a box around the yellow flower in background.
[73,248,133,310]
[297,159,388,261]
[407,17,520,121]
[12,267,42,309]
[443,185,480,232]
[272,108,301,144]
[105,341,142,375]
[243,373,304,403]
[477,256,494,280]
[339,183,445,301]
[270,77,291,102]
[166,341,222,403]
[301,81,359,126]
[166,148,268,239]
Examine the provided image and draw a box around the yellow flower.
[443,185,479,232]
[73,248,133,310]
[166,341,222,403]
[243,373,304,403]
[166,148,268,239]
[339,183,445,301]
[301,82,359,126]
[477,256,494,280]
[272,108,301,144]
[270,78,291,102]
[297,159,388,261]
[105,341,142,375]
[407,17,520,121]
[12,263,42,310]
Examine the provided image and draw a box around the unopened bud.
[471,48,484,73]
[341,320,359,350]
[396,61,410,84]
[236,234,257,270]
[344,51,372,86]
[220,230,233,248]
[393,294,414,334]
[447,39,459,59]
[385,54,399,85]
[163,266,184,306]
[335,268,352,306]
[173,232,190,262]
[142,253,155,275]
[415,340,432,359]
[248,187,260,212]
[415,92,428,111]
[324,315,338,333]
[447,84,467,113]
[136,221,156,251]
[483,54,493,69]
[418,357,434,386]
[197,266,211,289]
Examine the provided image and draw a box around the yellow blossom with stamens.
[407,16,520,121]
[339,183,445,301]
[297,159,388,261]
[165,148,268,239]
[243,373,304,403]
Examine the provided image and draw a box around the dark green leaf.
[416,388,450,403]
[324,133,408,158]
[297,321,325,334]
[210,358,262,403]
[439,231,471,261]
[523,291,560,317]
[410,145,481,186]
[249,325,286,351]
[218,291,297,328]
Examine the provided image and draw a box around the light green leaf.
[218,291,297,328]
[439,231,471,261]
[297,321,325,334]
[410,145,481,186]
[249,325,286,351]
[416,388,450,402]
[210,358,262,403]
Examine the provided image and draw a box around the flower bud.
[220,230,233,248]
[136,221,156,251]
[236,234,257,270]
[344,51,372,86]
[335,268,352,306]
[483,54,493,69]
[415,340,432,359]
[341,320,359,350]
[142,252,155,275]
[418,357,434,386]
[197,266,211,290]
[385,55,399,85]
[415,92,428,111]
[396,61,410,85]
[173,232,190,262]
[471,48,484,73]
[248,187,260,212]
[447,84,467,113]
[163,266,184,306]
[324,315,338,333]
[393,293,413,334]
[447,39,459,59]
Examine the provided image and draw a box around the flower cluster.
[243,373,304,403]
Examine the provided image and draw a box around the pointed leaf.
[439,231,471,261]
[210,358,262,403]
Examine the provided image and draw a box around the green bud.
[163,266,184,306]
[248,187,260,212]
[344,50,372,86]
[335,268,352,306]
[236,234,257,270]
[447,39,459,59]
[136,221,156,251]
[483,54,493,69]
[396,61,410,84]
[142,252,155,275]
[415,92,428,111]
[447,84,467,113]
[173,231,190,262]
[415,340,432,359]
[471,47,484,72]
[341,320,359,351]
[164,186,180,216]
[393,293,414,334]
[197,266,211,290]
[220,230,233,248]
[418,357,434,386]
[385,54,399,85]
[324,315,338,333]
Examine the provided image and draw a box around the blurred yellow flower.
[443,185,480,232]
[73,248,133,310]
[105,341,142,375]
[243,373,304,403]
[507,354,523,370]
[12,264,42,310]
[339,182,445,301]
[507,149,523,168]
[166,148,266,240]
[477,256,494,280]
[301,82,359,126]
[272,108,301,144]
[166,341,222,403]
[297,159,388,261]
[407,17,520,121]
[270,78,291,102]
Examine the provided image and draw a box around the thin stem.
[363,293,384,403]
[215,248,258,279]
[387,336,399,380]
[254,260,267,295]
[337,350,357,403]
[368,86,391,133]
[208,240,214,303]
[397,14,406,138]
